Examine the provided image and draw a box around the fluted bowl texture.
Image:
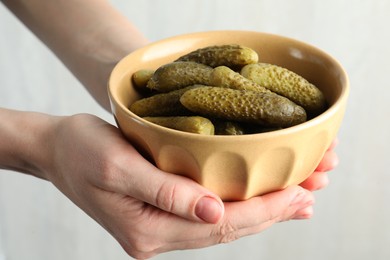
[108,31,349,201]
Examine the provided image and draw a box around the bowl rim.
[108,30,350,141]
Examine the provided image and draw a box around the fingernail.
[195,196,223,224]
[293,206,314,220]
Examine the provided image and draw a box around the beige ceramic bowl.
[108,31,349,201]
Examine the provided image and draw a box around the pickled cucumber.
[147,61,212,92]
[180,87,307,127]
[143,116,215,135]
[210,66,270,92]
[130,86,198,117]
[128,43,329,134]
[175,44,258,68]
[132,69,154,89]
[214,120,245,135]
[241,63,326,115]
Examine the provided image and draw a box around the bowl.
[108,31,349,201]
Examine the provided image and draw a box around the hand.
[296,139,339,219]
[42,114,315,259]
[300,139,339,191]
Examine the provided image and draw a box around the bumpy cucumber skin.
[180,87,307,127]
[147,61,212,92]
[130,86,198,117]
[210,66,270,92]
[142,116,215,135]
[176,44,258,68]
[241,63,326,115]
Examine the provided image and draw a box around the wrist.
[0,108,60,180]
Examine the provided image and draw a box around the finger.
[94,185,314,257]
[218,186,312,230]
[181,186,313,240]
[152,213,285,255]
[98,184,313,258]
[99,141,224,224]
[147,170,225,224]
[300,171,329,191]
[292,205,314,220]
[204,189,314,243]
[328,138,339,151]
[151,186,315,248]
[315,149,339,172]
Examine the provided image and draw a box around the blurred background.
[0,0,389,259]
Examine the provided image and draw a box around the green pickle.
[241,63,326,116]
[210,66,269,92]
[128,44,326,134]
[130,86,198,117]
[214,120,245,135]
[143,116,215,135]
[132,69,154,89]
[180,86,307,127]
[147,61,212,92]
[175,44,258,68]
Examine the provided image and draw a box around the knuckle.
[218,232,241,244]
[126,241,157,259]
[96,157,119,189]
[155,181,177,212]
[123,246,156,260]
[95,148,128,190]
[213,221,240,244]
[121,229,162,259]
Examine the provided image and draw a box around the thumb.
[156,172,225,224]
[121,161,225,224]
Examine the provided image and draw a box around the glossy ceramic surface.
[108,31,349,201]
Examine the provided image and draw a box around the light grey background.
[1,0,389,259]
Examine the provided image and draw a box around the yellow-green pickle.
[130,86,197,116]
[214,121,245,135]
[175,44,258,68]
[210,66,269,92]
[132,69,154,89]
[142,116,215,135]
[180,86,307,127]
[129,44,326,135]
[241,63,326,115]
